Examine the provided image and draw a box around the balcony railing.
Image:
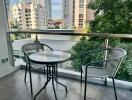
[7,30,132,88]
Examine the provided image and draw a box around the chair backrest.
[105,48,127,78]
[22,42,53,53]
[22,43,43,53]
[21,42,53,63]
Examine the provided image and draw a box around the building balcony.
[0,0,132,100]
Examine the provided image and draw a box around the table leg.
[54,64,68,93]
[52,66,58,100]
[55,80,68,93]
[55,64,58,82]
[33,64,68,100]
[34,79,50,100]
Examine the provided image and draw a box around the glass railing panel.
[9,32,132,82]
[10,32,32,66]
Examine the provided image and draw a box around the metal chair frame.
[21,42,53,95]
[80,48,127,100]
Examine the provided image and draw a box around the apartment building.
[10,0,51,30]
[63,0,95,29]
[62,0,73,29]
[11,3,31,29]
[31,0,51,29]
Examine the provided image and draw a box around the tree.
[71,0,132,81]
[71,37,120,71]
[83,23,91,33]
[88,0,132,34]
[71,37,103,71]
[87,0,132,81]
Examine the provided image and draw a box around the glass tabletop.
[29,50,71,64]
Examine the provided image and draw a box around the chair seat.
[82,66,108,78]
[30,63,47,69]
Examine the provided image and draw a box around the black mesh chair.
[80,48,127,100]
[21,42,53,94]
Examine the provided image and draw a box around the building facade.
[11,3,31,29]
[62,0,74,29]
[10,0,51,30]
[31,0,51,29]
[62,0,95,29]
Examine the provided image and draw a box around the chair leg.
[29,66,33,95]
[24,64,28,81]
[43,67,45,74]
[52,78,57,100]
[81,68,83,85]
[84,69,87,100]
[112,78,118,100]
[104,78,107,86]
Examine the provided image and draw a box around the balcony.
[0,69,132,100]
[9,31,132,81]
[0,0,132,100]
[3,30,131,99]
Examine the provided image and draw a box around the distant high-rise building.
[74,0,95,28]
[63,0,95,29]
[10,0,51,29]
[62,0,73,29]
[11,2,31,29]
[31,0,51,29]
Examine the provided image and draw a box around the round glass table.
[29,50,71,100]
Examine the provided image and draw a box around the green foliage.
[55,26,60,29]
[71,37,132,82]
[88,0,132,33]
[71,37,120,71]
[10,34,16,42]
[13,33,31,40]
[116,42,132,81]
[71,0,132,81]
[71,37,101,71]
[83,23,91,33]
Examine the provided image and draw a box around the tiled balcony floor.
[0,69,132,100]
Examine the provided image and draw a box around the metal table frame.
[28,51,70,100]
[33,63,67,100]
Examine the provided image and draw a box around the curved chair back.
[105,48,127,78]
[21,42,53,63]
[22,43,53,53]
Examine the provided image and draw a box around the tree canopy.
[88,0,132,34]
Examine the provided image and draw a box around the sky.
[52,0,62,19]
[10,0,62,19]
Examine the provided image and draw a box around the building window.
[79,14,83,18]
[80,0,84,3]
[79,23,83,27]
[26,18,29,20]
[79,19,83,22]
[79,4,84,8]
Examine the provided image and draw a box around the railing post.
[104,36,109,60]
[34,33,40,43]
[7,32,15,67]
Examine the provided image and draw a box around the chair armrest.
[80,48,111,66]
[87,66,103,69]
[86,59,110,69]
[42,43,54,50]
[81,48,111,56]
[21,50,30,64]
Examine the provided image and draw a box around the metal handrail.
[8,30,132,68]
[8,30,132,39]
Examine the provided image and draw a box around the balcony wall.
[0,0,19,78]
